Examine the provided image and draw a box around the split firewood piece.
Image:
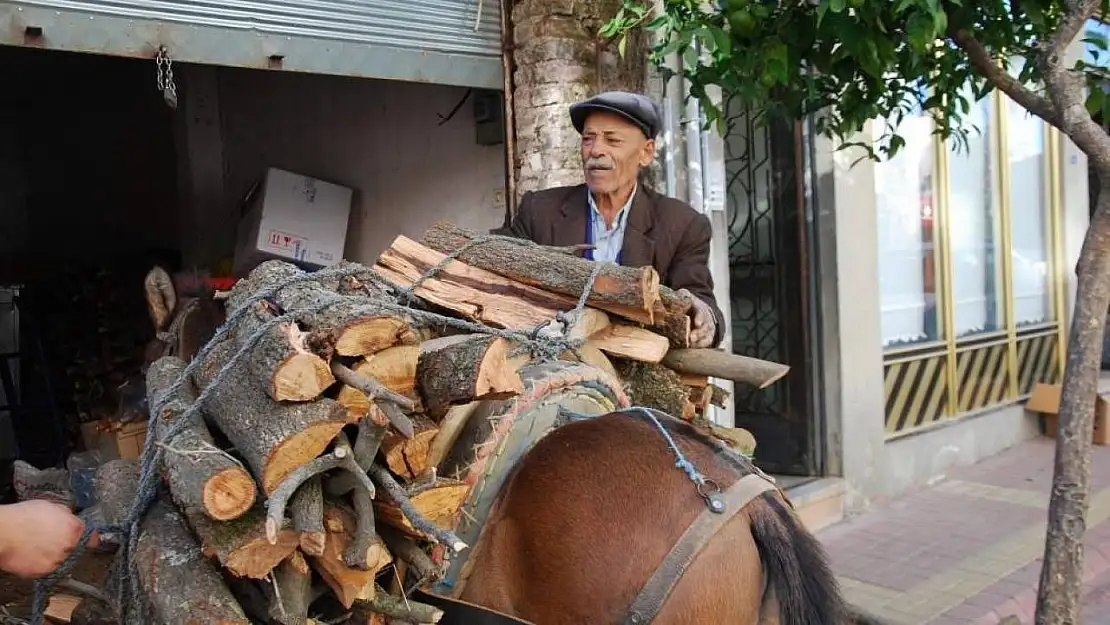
[681,398,698,421]
[236,260,420,357]
[184,503,301,579]
[381,415,440,480]
[656,285,695,348]
[369,466,468,552]
[562,308,612,343]
[335,345,421,419]
[290,476,326,556]
[417,335,524,413]
[680,373,709,388]
[264,439,376,544]
[379,527,442,583]
[421,221,663,324]
[265,551,314,625]
[97,461,250,624]
[331,361,416,433]
[143,266,177,332]
[688,385,713,413]
[375,235,596,331]
[425,402,480,471]
[352,584,444,623]
[228,292,335,401]
[660,348,790,389]
[44,593,80,623]
[193,339,350,495]
[709,383,731,408]
[709,426,756,456]
[586,324,670,364]
[614,359,690,419]
[147,355,256,521]
[310,504,392,608]
[560,344,619,382]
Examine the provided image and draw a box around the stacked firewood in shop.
[80,221,785,623]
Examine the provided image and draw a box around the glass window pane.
[875,106,942,349]
[1006,98,1053,326]
[948,91,1004,338]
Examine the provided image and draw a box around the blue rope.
[623,406,708,487]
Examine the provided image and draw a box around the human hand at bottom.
[676,289,717,348]
[0,500,98,578]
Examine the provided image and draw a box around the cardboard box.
[233,168,353,276]
[1026,382,1110,446]
[80,419,149,460]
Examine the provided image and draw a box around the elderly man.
[509,91,725,348]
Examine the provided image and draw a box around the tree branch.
[947,27,1061,128]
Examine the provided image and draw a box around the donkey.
[447,409,878,625]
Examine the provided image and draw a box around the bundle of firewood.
[78,221,784,624]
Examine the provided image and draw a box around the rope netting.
[22,234,609,624]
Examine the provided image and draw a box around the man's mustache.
[585,158,613,170]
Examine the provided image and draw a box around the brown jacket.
[507,183,726,348]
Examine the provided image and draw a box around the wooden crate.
[1027,383,1110,446]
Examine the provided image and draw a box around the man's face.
[580,110,656,195]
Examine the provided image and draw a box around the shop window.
[876,86,1065,438]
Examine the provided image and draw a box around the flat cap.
[569,91,662,139]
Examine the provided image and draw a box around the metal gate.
[724,100,818,476]
[0,0,502,89]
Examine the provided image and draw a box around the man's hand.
[0,500,97,578]
[677,288,716,348]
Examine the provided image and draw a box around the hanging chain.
[155,45,179,110]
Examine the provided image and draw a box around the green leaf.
[618,34,627,58]
[1087,84,1106,116]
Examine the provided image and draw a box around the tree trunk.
[1036,184,1110,625]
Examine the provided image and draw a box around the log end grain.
[374,482,470,540]
[262,421,349,494]
[334,316,415,357]
[221,528,301,580]
[203,467,258,521]
[272,351,336,402]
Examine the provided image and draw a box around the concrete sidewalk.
[817,438,1110,624]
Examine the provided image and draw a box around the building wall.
[819,56,1091,512]
[176,64,508,268]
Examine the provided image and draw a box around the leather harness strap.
[621,472,779,625]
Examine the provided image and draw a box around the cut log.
[331,361,415,414]
[44,593,80,623]
[379,527,442,583]
[371,475,470,544]
[614,360,689,418]
[134,499,251,624]
[710,426,756,456]
[310,505,392,608]
[96,462,248,625]
[381,415,440,480]
[352,585,444,623]
[184,503,300,579]
[688,385,713,413]
[421,221,662,324]
[680,373,709,388]
[563,308,611,343]
[587,324,670,363]
[660,349,790,389]
[229,295,335,401]
[563,345,620,382]
[336,345,421,419]
[425,402,480,471]
[375,236,585,330]
[417,335,524,413]
[147,355,256,521]
[345,487,387,570]
[193,339,350,495]
[290,476,326,556]
[266,551,313,625]
[12,459,72,508]
[235,260,420,357]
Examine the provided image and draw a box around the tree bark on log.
[417,335,524,413]
[381,415,440,480]
[379,527,442,583]
[96,460,250,624]
[660,348,790,389]
[184,503,300,579]
[336,345,422,419]
[290,476,326,557]
[229,297,335,402]
[147,356,257,521]
[421,221,663,324]
[266,551,314,625]
[614,359,690,418]
[235,260,421,357]
[352,585,444,623]
[193,339,350,495]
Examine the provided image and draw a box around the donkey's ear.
[143,266,177,332]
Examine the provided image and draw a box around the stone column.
[510,0,648,203]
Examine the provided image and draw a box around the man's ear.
[640,138,657,166]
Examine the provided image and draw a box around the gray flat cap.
[569,91,662,139]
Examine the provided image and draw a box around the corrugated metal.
[0,0,504,89]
